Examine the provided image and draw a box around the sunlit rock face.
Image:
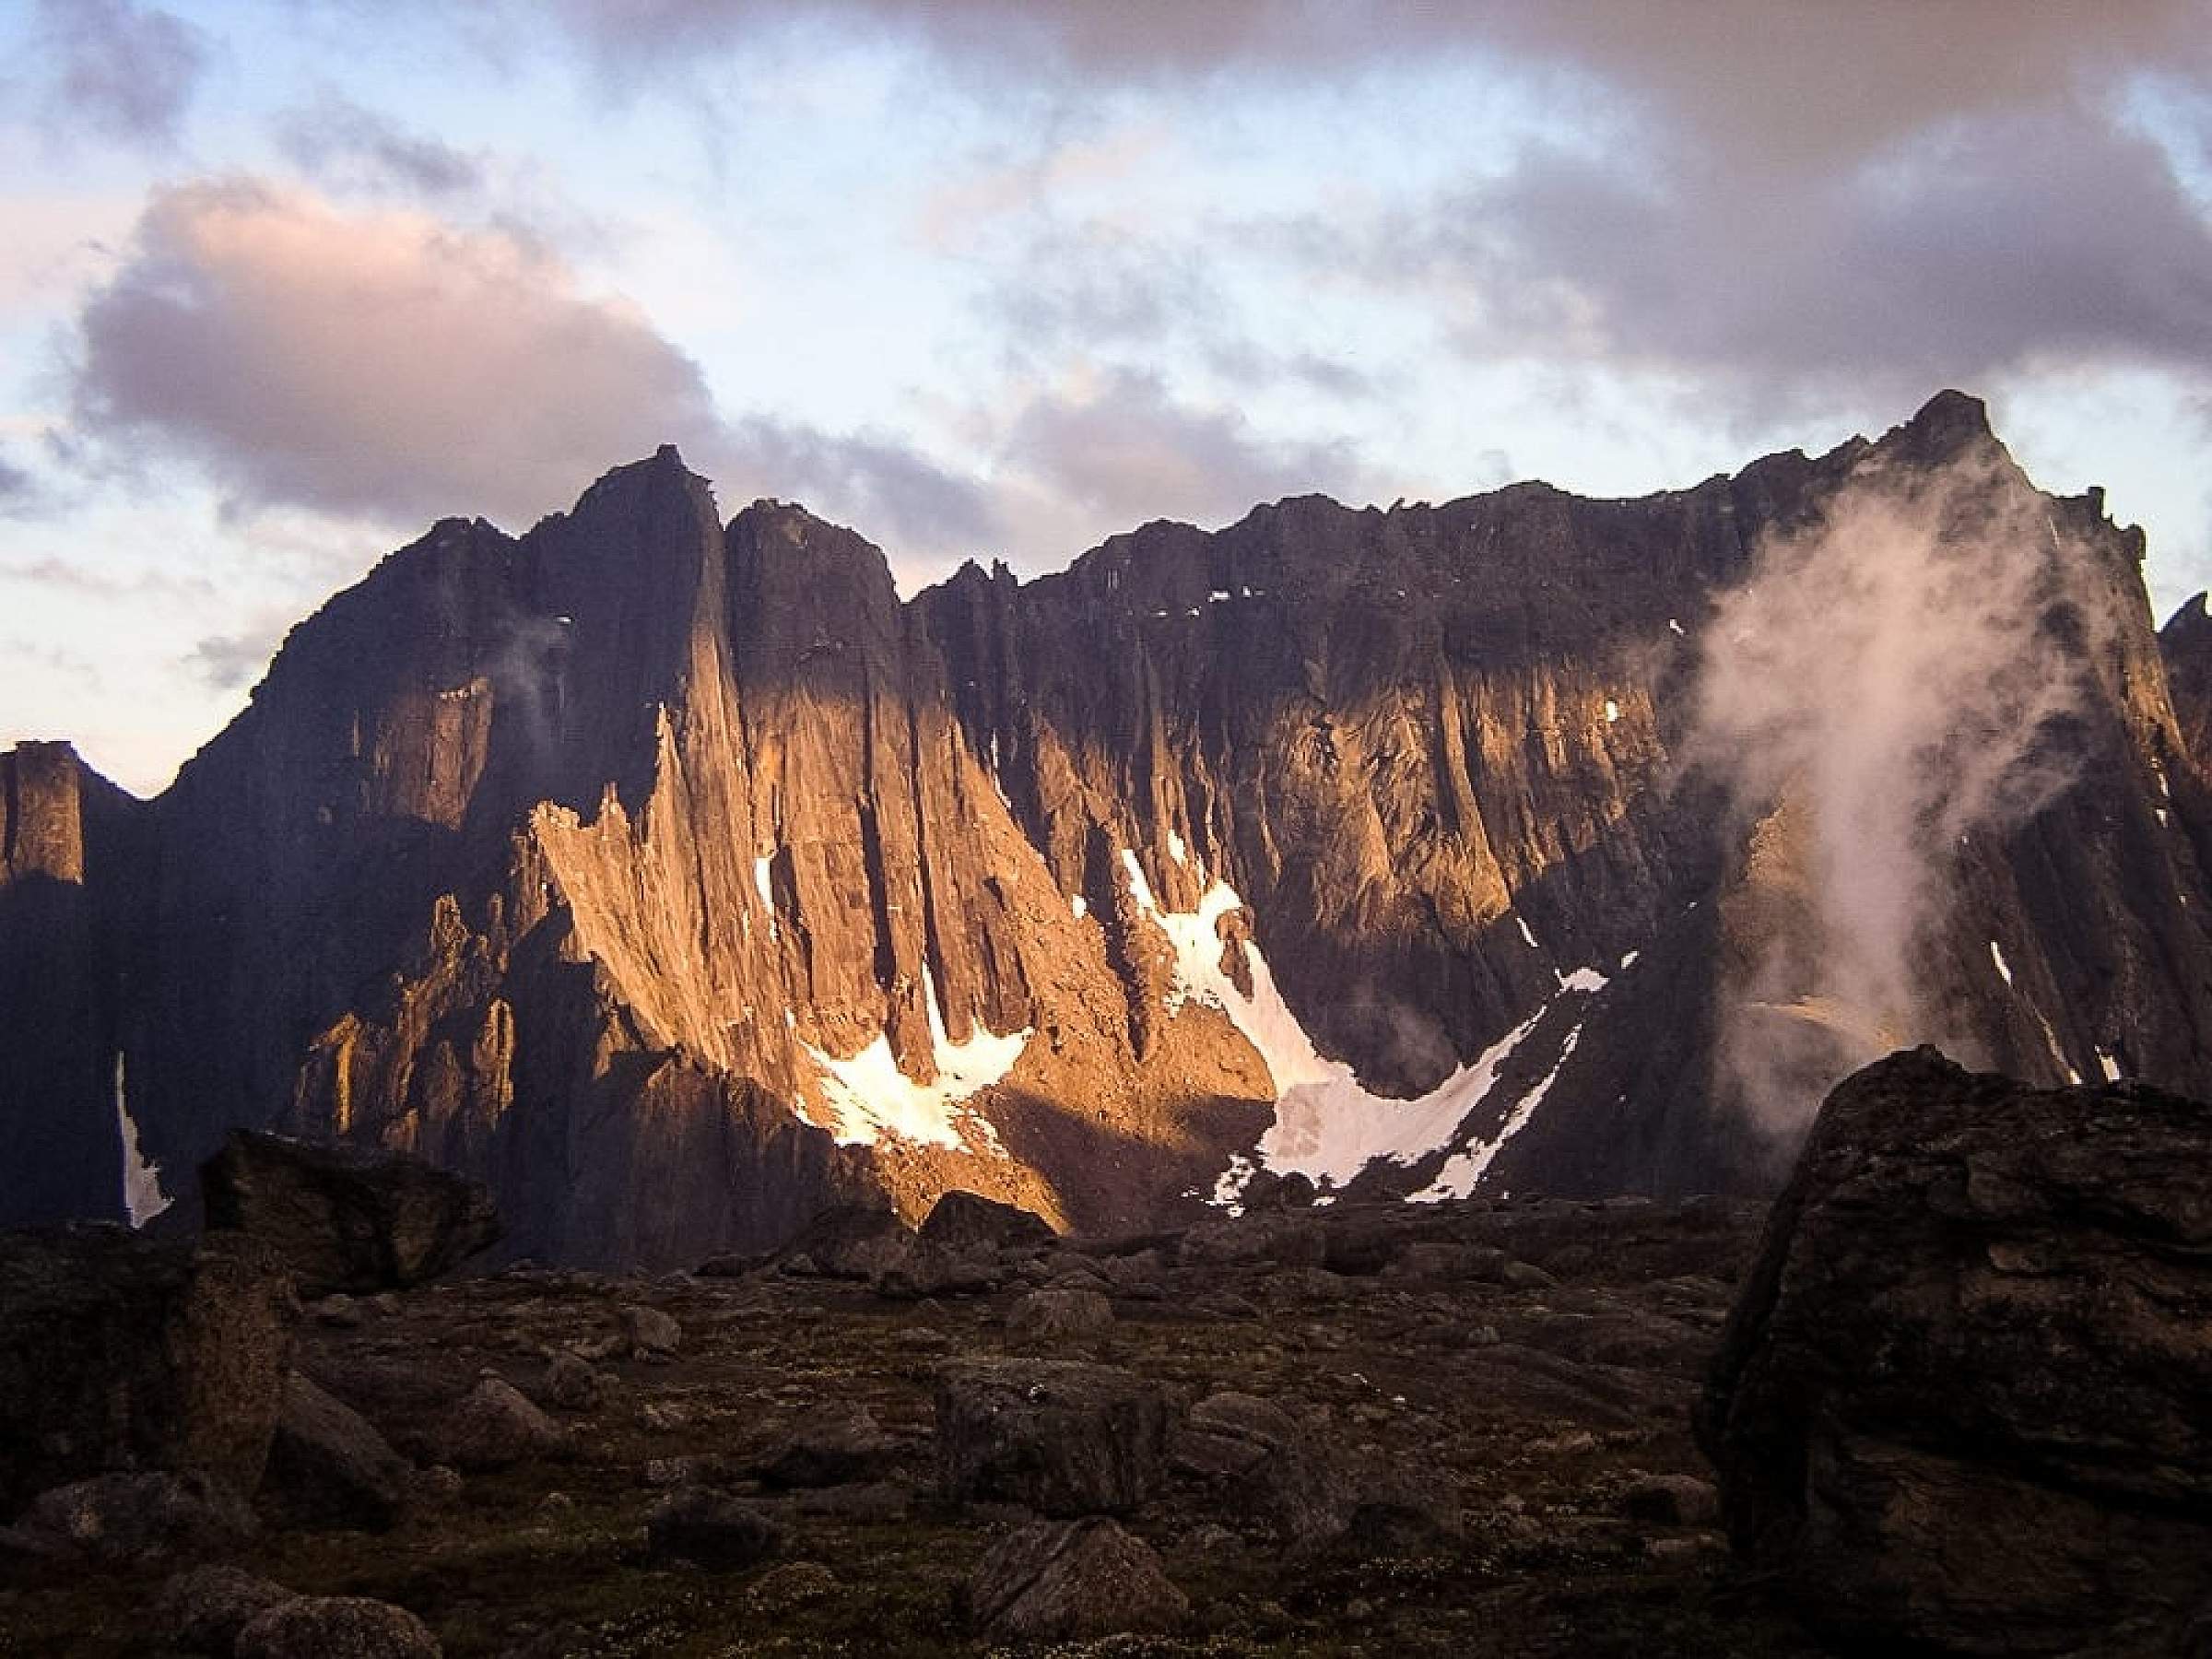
[6,394,2212,1265]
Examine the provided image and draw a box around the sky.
[2,0,2208,795]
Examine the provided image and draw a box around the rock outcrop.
[201,1130,503,1294]
[1699,1047,2212,1656]
[0,1225,291,1514]
[4,395,2211,1266]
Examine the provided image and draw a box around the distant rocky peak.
[1881,387,2005,471]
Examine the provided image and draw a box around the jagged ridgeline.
[6,394,2212,1265]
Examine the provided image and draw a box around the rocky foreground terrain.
[1,1186,1797,1657]
[6,1050,2211,1658]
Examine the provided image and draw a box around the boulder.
[753,1404,895,1488]
[0,1470,256,1562]
[261,1372,409,1531]
[156,1565,297,1654]
[235,1595,441,1658]
[967,1517,1187,1641]
[0,1225,291,1513]
[777,1206,911,1279]
[645,1488,782,1570]
[201,1130,502,1296]
[426,1376,569,1472]
[1006,1288,1113,1347]
[543,1351,609,1411]
[621,1304,682,1358]
[1170,1392,1300,1480]
[917,1190,1056,1253]
[935,1359,1166,1516]
[1699,1049,2212,1657]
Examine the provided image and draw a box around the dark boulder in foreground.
[967,1516,1187,1641]
[1699,1047,2212,1657]
[202,1130,502,1296]
[261,1372,410,1532]
[0,1225,292,1514]
[918,1190,1055,1253]
[936,1359,1167,1516]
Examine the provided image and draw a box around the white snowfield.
[796,966,1028,1151]
[1112,846,1609,1205]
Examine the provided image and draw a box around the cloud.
[1396,106,2212,404]
[532,0,2210,110]
[60,178,1006,560]
[183,627,281,691]
[709,419,997,554]
[988,366,1377,551]
[0,555,213,601]
[66,179,724,529]
[0,453,33,515]
[31,0,207,147]
[274,93,485,198]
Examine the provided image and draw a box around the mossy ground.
[0,1199,1826,1657]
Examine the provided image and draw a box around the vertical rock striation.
[5,394,2210,1264]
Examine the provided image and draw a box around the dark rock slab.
[936,1359,1166,1516]
[967,1516,1187,1641]
[0,1470,257,1562]
[0,1224,291,1513]
[918,1190,1055,1253]
[424,1375,568,1472]
[201,1130,502,1297]
[1699,1048,2212,1657]
[645,1488,782,1570]
[1006,1288,1112,1347]
[261,1372,409,1532]
[753,1404,894,1489]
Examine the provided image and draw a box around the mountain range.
[6,390,2210,1265]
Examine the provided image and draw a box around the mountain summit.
[6,393,2210,1265]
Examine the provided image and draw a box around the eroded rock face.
[5,394,2212,1267]
[0,1226,291,1514]
[1698,1047,2212,1656]
[202,1130,503,1295]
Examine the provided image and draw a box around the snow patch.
[1116,852,1608,1202]
[1989,941,2013,986]
[2097,1048,2123,1083]
[1515,914,1539,951]
[753,854,781,941]
[1167,830,1188,866]
[113,1053,170,1227]
[1618,949,1640,971]
[1604,699,1620,724]
[797,966,1028,1150]
[1070,892,1088,920]
[1412,1016,1590,1202]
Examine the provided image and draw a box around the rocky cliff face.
[6,395,2210,1264]
[0,742,148,1227]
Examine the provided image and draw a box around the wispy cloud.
[30,0,207,147]
[274,92,486,199]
